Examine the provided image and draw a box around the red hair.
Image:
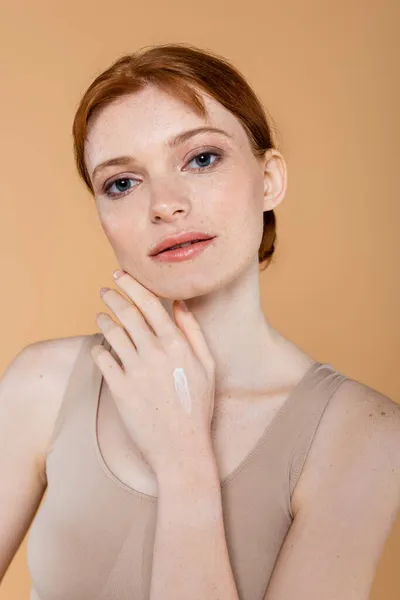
[72,43,279,271]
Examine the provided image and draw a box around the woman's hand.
[91,270,216,478]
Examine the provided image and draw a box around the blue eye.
[187,151,221,170]
[104,177,137,197]
[103,150,223,199]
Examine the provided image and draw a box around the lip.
[149,231,216,256]
[150,237,215,262]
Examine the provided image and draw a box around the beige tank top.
[27,332,349,600]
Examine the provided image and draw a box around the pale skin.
[94,274,217,477]
[0,83,399,598]
[84,84,400,599]
[85,84,289,599]
[85,83,288,406]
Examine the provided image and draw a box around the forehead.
[84,84,249,170]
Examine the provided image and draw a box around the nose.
[148,178,191,223]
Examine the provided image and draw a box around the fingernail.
[178,300,189,311]
[113,270,124,279]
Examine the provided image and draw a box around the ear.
[262,149,287,212]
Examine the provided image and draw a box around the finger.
[96,312,138,370]
[90,343,125,391]
[173,301,215,373]
[101,289,157,354]
[114,273,177,342]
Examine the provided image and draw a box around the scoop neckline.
[91,333,324,502]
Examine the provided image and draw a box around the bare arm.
[147,379,400,600]
[264,380,400,600]
[0,335,86,582]
[149,437,240,600]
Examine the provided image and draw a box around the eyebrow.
[91,126,233,181]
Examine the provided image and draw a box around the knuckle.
[165,334,183,351]
[148,299,161,314]
[119,304,134,317]
[105,320,122,336]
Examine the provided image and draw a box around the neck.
[162,260,283,399]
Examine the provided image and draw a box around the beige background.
[0,0,399,598]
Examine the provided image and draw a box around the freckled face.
[84,84,266,300]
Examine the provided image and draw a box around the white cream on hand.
[173,367,192,414]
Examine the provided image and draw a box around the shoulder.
[2,334,98,479]
[17,333,91,396]
[264,375,400,599]
[28,333,98,440]
[291,374,400,516]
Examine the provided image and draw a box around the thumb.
[173,300,215,373]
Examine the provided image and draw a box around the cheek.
[209,169,263,222]
[100,214,134,251]
[99,213,122,241]
[214,171,265,253]
[104,215,121,232]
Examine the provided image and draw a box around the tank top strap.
[45,332,104,458]
[287,362,349,498]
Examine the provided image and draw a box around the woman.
[1,43,399,600]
